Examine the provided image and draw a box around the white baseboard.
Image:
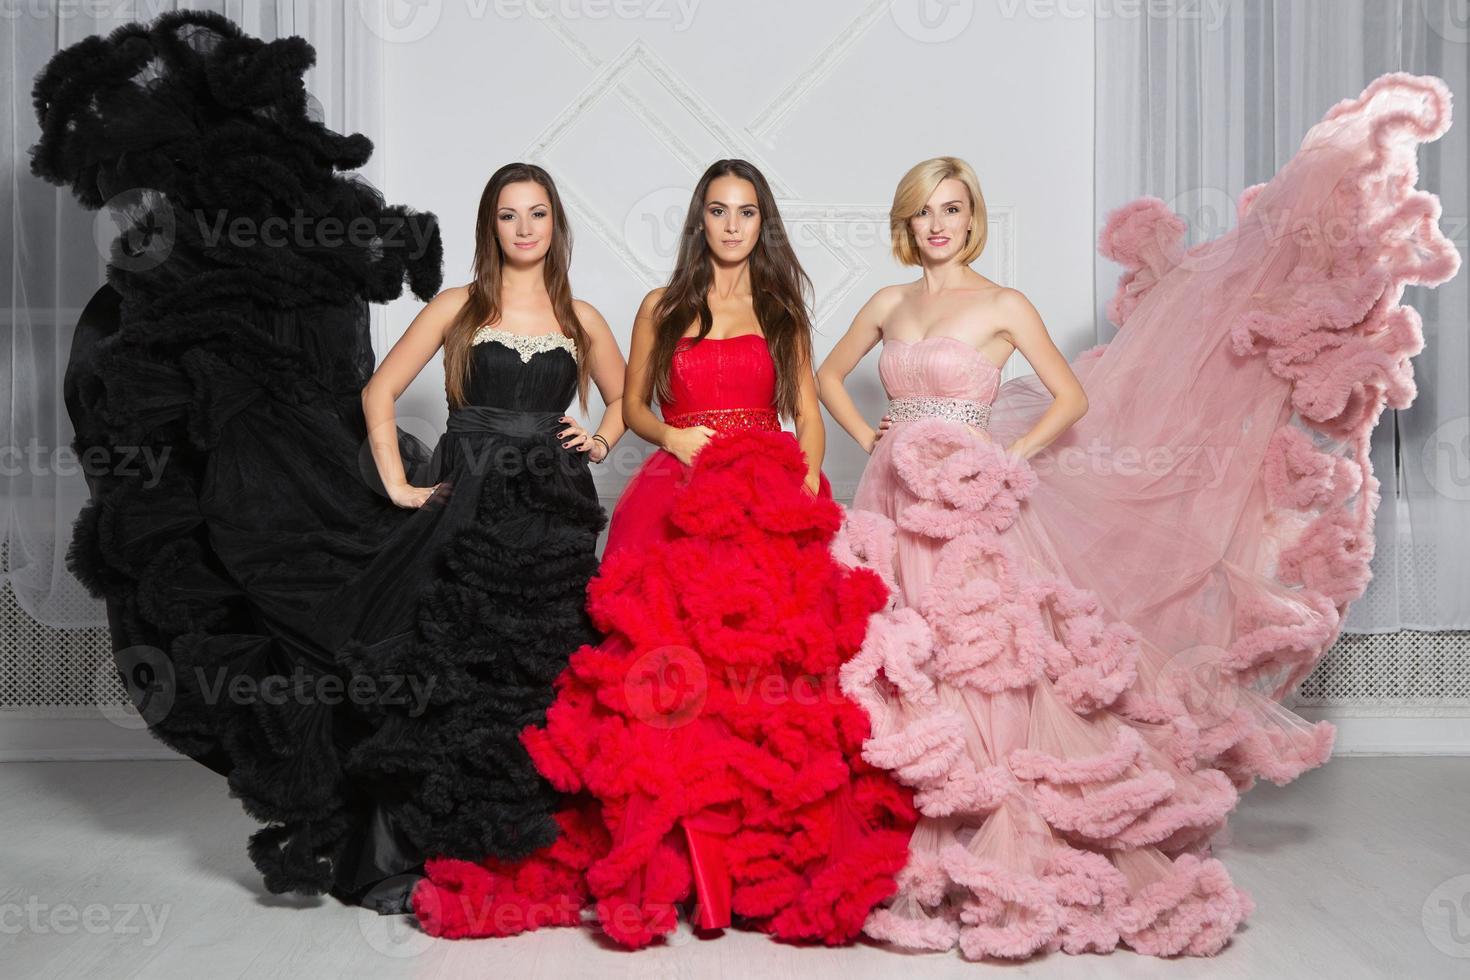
[0,710,183,762]
[1295,708,1470,756]
[4,707,1469,762]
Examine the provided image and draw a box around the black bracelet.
[591,434,610,462]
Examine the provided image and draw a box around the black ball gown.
[35,10,605,910]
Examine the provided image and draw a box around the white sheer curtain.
[2,1,385,629]
[1095,0,1470,632]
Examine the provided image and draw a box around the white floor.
[2,757,1467,979]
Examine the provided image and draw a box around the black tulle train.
[35,10,605,901]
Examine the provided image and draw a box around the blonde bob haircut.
[889,156,988,266]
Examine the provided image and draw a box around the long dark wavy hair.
[648,159,813,420]
[443,162,589,410]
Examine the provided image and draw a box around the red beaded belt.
[663,407,781,433]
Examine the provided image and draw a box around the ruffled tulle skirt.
[413,430,917,947]
[68,337,607,900]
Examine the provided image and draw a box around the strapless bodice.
[661,332,781,433]
[876,337,1005,429]
[462,326,580,412]
[879,335,1003,405]
[876,333,1005,402]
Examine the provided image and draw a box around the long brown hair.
[648,159,813,420]
[443,162,590,410]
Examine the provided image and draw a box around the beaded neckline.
[472,325,577,363]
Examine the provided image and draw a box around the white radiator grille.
[2,544,1466,712]
[1295,630,1470,708]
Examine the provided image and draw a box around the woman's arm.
[815,286,896,453]
[561,299,628,460]
[793,346,826,495]
[623,288,715,465]
[361,286,466,508]
[992,288,1087,459]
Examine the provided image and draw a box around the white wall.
[375,0,1096,497]
[10,3,1460,761]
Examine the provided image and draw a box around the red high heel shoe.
[681,804,740,930]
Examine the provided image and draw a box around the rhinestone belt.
[886,396,991,428]
[663,407,781,433]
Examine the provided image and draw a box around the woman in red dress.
[413,159,916,947]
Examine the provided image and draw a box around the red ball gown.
[413,332,917,947]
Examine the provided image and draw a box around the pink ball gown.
[834,72,1460,959]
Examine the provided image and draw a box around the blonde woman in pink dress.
[817,74,1460,960]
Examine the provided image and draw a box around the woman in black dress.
[343,161,628,907]
[36,11,625,912]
